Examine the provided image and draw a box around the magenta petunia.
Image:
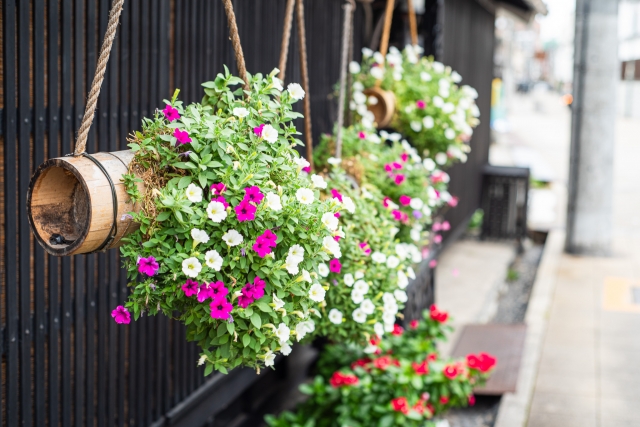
[243,186,264,204]
[182,279,199,297]
[237,294,254,309]
[394,174,406,185]
[399,195,411,206]
[329,259,342,274]
[173,128,192,145]
[384,164,393,172]
[162,104,180,122]
[334,212,340,218]
[210,298,233,320]
[235,199,257,222]
[392,162,403,170]
[111,306,131,324]
[138,256,159,276]
[333,235,341,241]
[253,276,265,288]
[210,182,227,196]
[197,283,213,303]
[416,100,426,109]
[331,189,343,202]
[302,166,311,173]
[400,153,409,162]
[252,237,273,258]
[358,131,366,139]
[392,210,404,221]
[212,195,229,209]
[382,197,392,208]
[359,242,371,255]
[253,123,265,137]
[260,229,278,247]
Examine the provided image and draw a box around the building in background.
[619,0,640,118]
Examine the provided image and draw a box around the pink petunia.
[252,236,273,258]
[261,229,278,247]
[433,235,442,244]
[331,189,343,202]
[212,195,229,209]
[253,123,265,137]
[138,256,159,276]
[392,162,403,170]
[400,153,409,162]
[302,166,311,173]
[162,104,180,122]
[429,259,438,268]
[174,128,192,145]
[210,298,233,320]
[392,210,404,221]
[432,222,442,232]
[384,164,393,172]
[383,197,392,208]
[399,195,411,206]
[394,174,406,185]
[210,182,227,196]
[448,197,459,207]
[235,199,257,222]
[111,306,131,324]
[329,259,342,274]
[207,281,229,302]
[243,186,264,204]
[416,100,426,109]
[237,294,254,309]
[442,221,451,231]
[182,279,199,297]
[358,131,366,139]
[334,235,341,241]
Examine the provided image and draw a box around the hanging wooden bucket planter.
[27,150,143,256]
[364,86,396,128]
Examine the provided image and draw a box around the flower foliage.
[265,308,496,427]
[349,45,480,166]
[119,67,341,373]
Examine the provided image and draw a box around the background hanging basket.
[364,86,396,128]
[27,150,143,256]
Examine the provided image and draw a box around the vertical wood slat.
[3,0,19,424]
[32,0,47,425]
[18,0,33,425]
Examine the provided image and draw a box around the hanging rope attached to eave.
[221,0,250,93]
[335,0,356,160]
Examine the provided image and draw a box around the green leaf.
[250,312,262,329]
[178,176,191,189]
[155,211,171,222]
[242,334,251,347]
[204,364,214,376]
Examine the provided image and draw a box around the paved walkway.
[492,92,640,426]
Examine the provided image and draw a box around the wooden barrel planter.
[27,150,143,256]
[364,86,396,128]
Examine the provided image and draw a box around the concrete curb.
[493,229,565,427]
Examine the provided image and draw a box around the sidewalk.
[492,92,640,426]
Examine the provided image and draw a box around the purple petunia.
[111,306,131,324]
[138,256,159,276]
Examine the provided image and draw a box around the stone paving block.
[529,391,597,418]
[527,411,596,427]
[600,397,640,424]
[534,371,597,397]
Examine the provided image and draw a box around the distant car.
[516,81,532,93]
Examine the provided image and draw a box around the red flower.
[466,354,482,370]
[369,336,381,346]
[373,356,392,370]
[412,400,426,414]
[412,360,429,375]
[426,403,435,416]
[350,358,371,370]
[429,304,449,323]
[468,394,476,406]
[391,397,410,414]
[440,396,449,405]
[479,352,497,372]
[392,324,404,336]
[427,353,438,362]
[329,371,359,388]
[443,364,459,379]
[410,319,420,329]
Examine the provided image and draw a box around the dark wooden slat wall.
[0,0,494,425]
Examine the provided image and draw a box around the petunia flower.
[399,195,411,206]
[111,306,131,324]
[182,279,199,297]
[252,236,273,258]
[210,182,227,196]
[137,256,159,276]
[235,199,257,222]
[210,298,233,320]
[162,104,180,122]
[243,186,264,204]
[416,99,426,109]
[329,259,342,274]
[173,128,192,145]
[394,174,406,185]
[253,123,265,137]
[330,189,343,202]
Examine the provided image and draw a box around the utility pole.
[566,0,619,255]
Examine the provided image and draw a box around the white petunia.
[284,255,301,275]
[423,157,436,171]
[364,343,378,354]
[206,200,227,223]
[353,91,367,105]
[296,188,315,205]
[311,174,327,189]
[287,83,305,100]
[222,229,243,246]
[388,133,402,142]
[436,152,448,165]
[294,157,311,170]
[185,183,203,203]
[390,227,399,238]
[322,236,341,258]
[423,116,435,129]
[355,271,365,279]
[233,107,249,118]
[371,252,387,264]
[410,121,422,132]
[410,197,424,210]
[265,192,282,211]
[452,71,462,82]
[308,283,326,303]
[262,124,279,143]
[275,323,291,344]
[373,52,384,64]
[407,266,416,280]
[432,61,445,73]
[383,312,397,326]
[397,270,409,289]
[321,212,339,231]
[352,308,367,324]
[351,289,365,304]
[394,290,408,303]
[356,104,368,116]
[182,257,202,278]
[439,87,450,98]
[264,350,276,367]
[361,47,373,58]
[395,244,408,260]
[353,81,365,92]
[272,294,285,310]
[444,128,456,140]
[384,300,399,315]
[328,309,343,325]
[327,157,342,166]
[353,280,369,294]
[367,133,381,144]
[370,66,385,80]
[205,250,223,271]
[300,269,312,283]
[191,228,210,245]
[288,245,305,261]
[374,322,385,337]
[295,321,312,341]
[368,96,379,106]
[318,263,330,277]
[432,96,444,108]
[280,342,292,356]
[342,196,356,214]
[382,292,395,304]
[442,102,455,114]
[343,273,355,287]
[393,71,402,81]
[360,299,375,315]
[411,228,422,242]
[420,71,432,82]
[386,255,400,269]
[272,76,284,91]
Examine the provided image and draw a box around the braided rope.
[221,0,250,92]
[73,0,125,156]
[407,0,418,46]
[296,0,314,170]
[335,0,355,160]
[278,0,296,80]
[379,0,395,58]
